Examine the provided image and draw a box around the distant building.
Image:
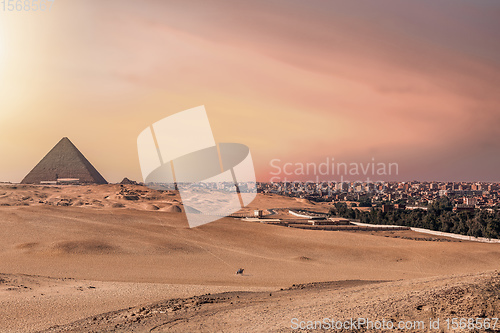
[463,197,477,206]
[394,203,406,210]
[254,210,263,217]
[453,204,475,212]
[439,190,448,196]
[57,178,80,185]
[382,204,394,213]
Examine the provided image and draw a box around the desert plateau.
[0,184,499,332]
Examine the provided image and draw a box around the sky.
[0,0,499,183]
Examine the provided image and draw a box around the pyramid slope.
[21,137,108,185]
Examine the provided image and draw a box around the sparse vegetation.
[331,197,500,239]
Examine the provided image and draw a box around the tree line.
[330,197,500,239]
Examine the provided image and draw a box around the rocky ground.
[39,271,500,332]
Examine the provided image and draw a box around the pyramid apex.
[57,137,74,146]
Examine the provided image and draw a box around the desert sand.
[1,184,499,332]
[39,271,500,332]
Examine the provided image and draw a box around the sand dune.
[15,240,118,255]
[1,185,500,331]
[0,184,182,211]
[2,204,500,287]
[0,273,269,333]
[162,204,183,213]
[38,271,500,332]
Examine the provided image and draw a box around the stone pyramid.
[21,137,108,184]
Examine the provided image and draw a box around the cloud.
[0,0,499,182]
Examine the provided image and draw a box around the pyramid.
[21,137,108,185]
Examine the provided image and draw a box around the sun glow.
[0,30,4,68]
[0,25,8,119]
[0,25,5,75]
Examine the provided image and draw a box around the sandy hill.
[39,270,500,333]
[0,183,182,211]
[0,185,499,332]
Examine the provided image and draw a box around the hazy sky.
[0,0,499,183]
